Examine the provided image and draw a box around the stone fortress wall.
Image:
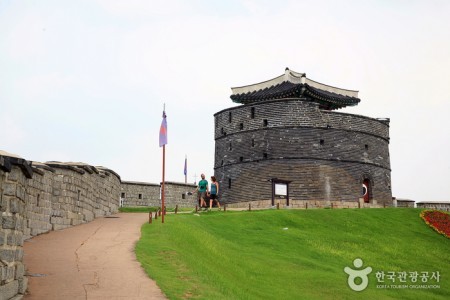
[416,201,450,211]
[120,181,160,207]
[120,181,197,208]
[162,182,198,208]
[214,98,392,207]
[0,153,121,299]
[0,151,199,300]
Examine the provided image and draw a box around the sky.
[1,0,449,203]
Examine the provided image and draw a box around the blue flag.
[159,111,167,147]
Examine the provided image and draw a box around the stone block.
[17,233,23,246]
[6,168,21,182]
[0,265,6,281]
[7,233,18,246]
[50,216,62,225]
[71,218,82,226]
[2,216,16,229]
[14,216,23,231]
[22,228,31,239]
[3,182,16,196]
[10,294,24,300]
[30,227,43,236]
[0,196,7,212]
[0,280,19,300]
[15,248,24,261]
[52,224,69,231]
[15,263,25,280]
[6,265,15,281]
[9,199,24,215]
[18,276,28,294]
[16,186,25,200]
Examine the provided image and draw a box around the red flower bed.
[420,210,450,239]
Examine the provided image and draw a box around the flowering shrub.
[420,210,450,239]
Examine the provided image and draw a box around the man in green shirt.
[196,173,208,209]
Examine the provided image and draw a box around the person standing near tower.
[194,173,208,209]
[209,176,221,210]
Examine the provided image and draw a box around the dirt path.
[23,213,166,300]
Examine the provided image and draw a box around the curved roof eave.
[231,68,359,98]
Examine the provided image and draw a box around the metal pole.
[271,179,275,207]
[162,145,165,223]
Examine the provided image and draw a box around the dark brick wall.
[215,98,390,140]
[214,98,392,205]
[215,159,391,204]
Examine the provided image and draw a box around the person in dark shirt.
[209,176,221,210]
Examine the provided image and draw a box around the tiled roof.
[230,68,361,110]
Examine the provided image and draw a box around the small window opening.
[229,142,232,151]
[320,139,324,146]
[240,123,244,130]
[228,178,232,189]
[263,119,268,127]
[138,193,142,199]
[229,112,232,123]
[182,193,186,199]
[37,194,40,207]
[240,156,243,162]
[365,144,369,150]
[263,152,268,159]
[251,107,255,119]
[252,139,255,147]
[221,160,224,166]
[121,192,125,198]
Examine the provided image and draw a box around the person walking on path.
[209,176,221,210]
[194,173,208,209]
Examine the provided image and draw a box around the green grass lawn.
[135,208,449,300]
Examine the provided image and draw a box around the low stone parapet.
[417,201,450,212]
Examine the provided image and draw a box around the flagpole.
[184,155,187,184]
[162,144,165,223]
[159,104,167,224]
